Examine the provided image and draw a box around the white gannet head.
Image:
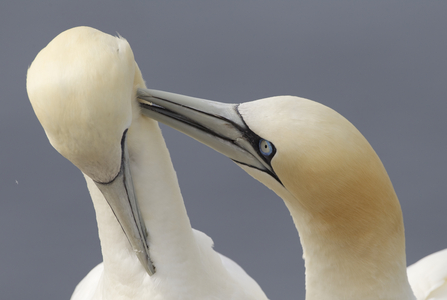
[137,89,412,299]
[27,26,135,182]
[27,26,155,275]
[138,91,399,216]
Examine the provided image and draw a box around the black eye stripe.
[235,105,280,184]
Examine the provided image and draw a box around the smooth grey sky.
[1,1,446,299]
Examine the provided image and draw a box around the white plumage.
[26,25,447,300]
[137,89,447,300]
[408,249,447,300]
[26,26,268,300]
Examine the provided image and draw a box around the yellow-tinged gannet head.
[138,91,400,220]
[27,26,155,275]
[137,90,411,298]
[27,26,136,183]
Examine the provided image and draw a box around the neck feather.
[85,116,212,292]
[283,168,416,300]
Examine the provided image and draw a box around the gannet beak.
[137,88,280,183]
[94,130,155,275]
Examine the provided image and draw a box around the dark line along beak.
[137,88,280,183]
[94,131,155,275]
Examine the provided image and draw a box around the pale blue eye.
[259,139,273,156]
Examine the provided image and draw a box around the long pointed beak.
[137,88,280,183]
[94,130,155,275]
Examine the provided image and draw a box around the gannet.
[137,89,447,300]
[26,26,268,300]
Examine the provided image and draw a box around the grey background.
[1,1,446,299]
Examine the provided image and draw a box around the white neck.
[284,192,416,300]
[84,116,215,295]
[240,161,416,300]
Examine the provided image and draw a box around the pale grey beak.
[137,88,280,184]
[94,131,155,275]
